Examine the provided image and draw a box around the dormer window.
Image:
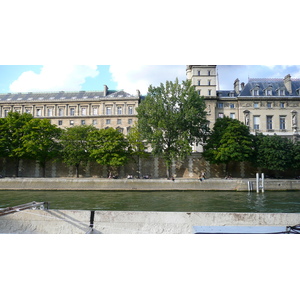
[229,92,234,97]
[251,84,260,96]
[277,89,285,96]
[296,89,300,96]
[265,89,272,96]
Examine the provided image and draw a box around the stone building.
[187,65,300,141]
[0,85,141,134]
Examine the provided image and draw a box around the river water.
[1,190,300,213]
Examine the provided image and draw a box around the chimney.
[241,82,245,90]
[234,78,240,94]
[284,74,292,93]
[103,85,108,96]
[136,89,140,97]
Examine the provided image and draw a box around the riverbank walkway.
[1,177,300,191]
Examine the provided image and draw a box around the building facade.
[187,65,300,141]
[0,85,141,134]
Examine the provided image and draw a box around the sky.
[1,65,300,96]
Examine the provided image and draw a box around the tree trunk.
[75,164,80,178]
[15,158,20,177]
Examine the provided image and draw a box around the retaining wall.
[1,209,300,234]
[1,178,300,191]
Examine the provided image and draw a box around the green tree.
[0,112,33,176]
[87,127,130,177]
[254,133,294,173]
[137,78,208,177]
[126,124,149,178]
[60,125,97,177]
[21,118,62,177]
[203,117,254,174]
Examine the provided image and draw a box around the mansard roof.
[239,78,300,96]
[217,90,238,97]
[0,89,138,102]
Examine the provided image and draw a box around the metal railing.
[0,201,48,217]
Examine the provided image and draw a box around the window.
[208,80,211,86]
[70,120,74,126]
[106,119,111,125]
[267,116,273,130]
[218,103,224,108]
[25,109,31,114]
[279,89,285,96]
[280,116,286,130]
[252,89,259,96]
[265,89,272,96]
[47,108,53,117]
[208,70,211,76]
[267,102,272,108]
[4,110,9,117]
[93,107,98,115]
[218,113,224,118]
[36,109,42,116]
[70,108,75,116]
[230,113,235,119]
[280,102,285,108]
[117,107,122,115]
[128,106,133,115]
[197,80,201,86]
[117,128,123,133]
[253,116,260,130]
[92,119,97,125]
[128,119,132,124]
[81,107,87,116]
[230,103,235,108]
[81,120,86,125]
[254,102,259,108]
[117,119,122,125]
[208,90,212,95]
[198,90,201,95]
[198,71,200,76]
[58,120,63,126]
[106,107,112,115]
[58,108,64,116]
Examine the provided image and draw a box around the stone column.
[35,161,40,177]
[240,161,245,178]
[51,161,56,177]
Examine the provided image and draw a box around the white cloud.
[109,65,186,95]
[9,65,99,92]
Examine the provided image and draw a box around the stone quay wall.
[1,177,300,191]
[1,209,300,234]
[1,153,293,179]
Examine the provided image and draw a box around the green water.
[1,190,300,213]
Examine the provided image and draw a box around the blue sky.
[1,65,300,96]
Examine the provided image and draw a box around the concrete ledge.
[1,177,300,191]
[1,209,300,234]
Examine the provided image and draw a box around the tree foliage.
[87,127,130,177]
[21,118,62,177]
[136,78,208,177]
[126,124,149,178]
[60,125,97,177]
[203,117,254,171]
[0,112,34,176]
[254,133,294,172]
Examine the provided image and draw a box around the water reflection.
[1,190,300,213]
